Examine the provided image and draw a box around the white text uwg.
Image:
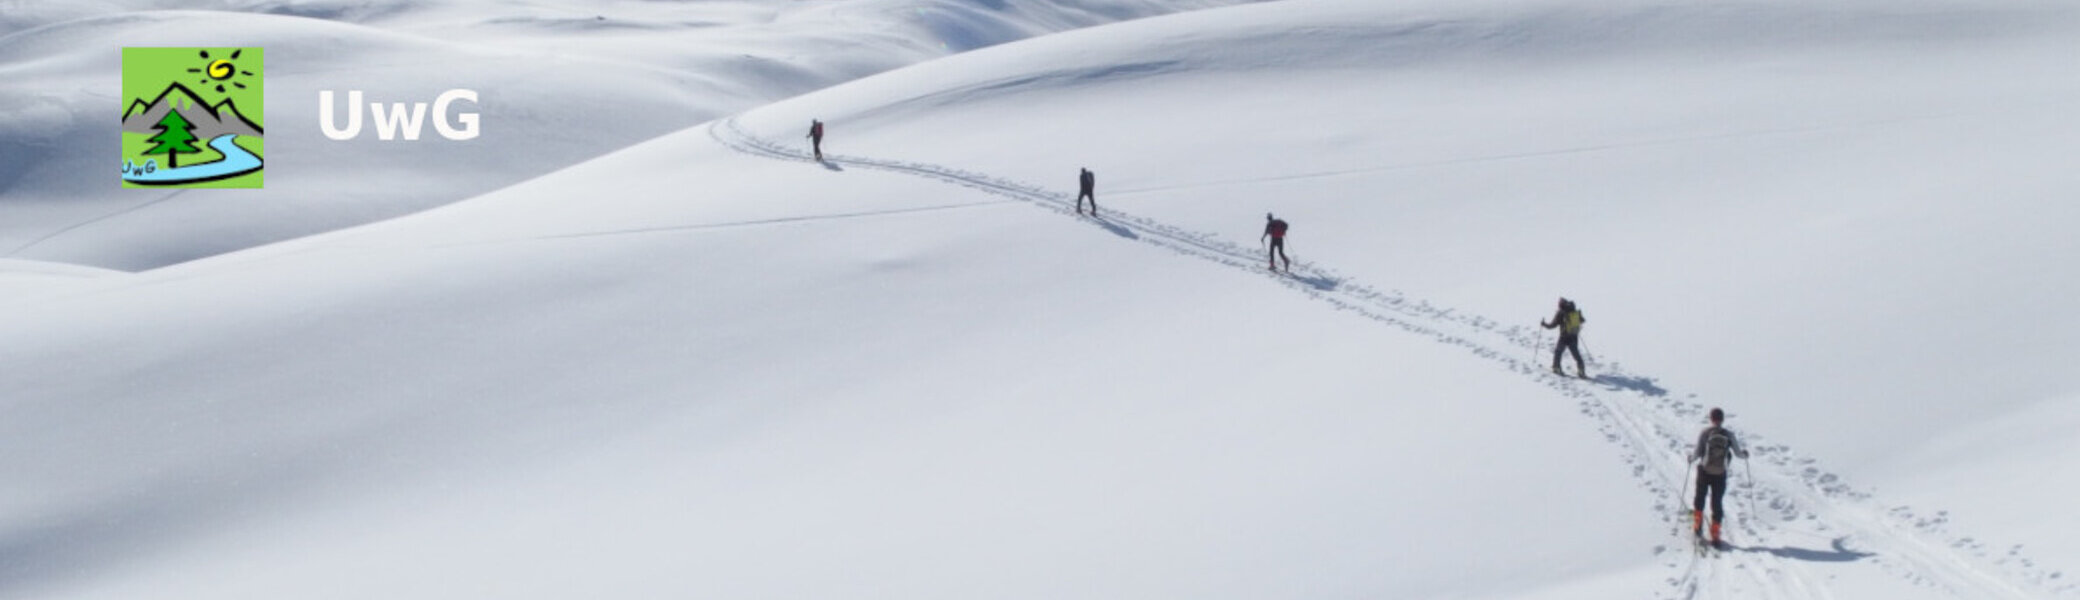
[319,89,480,141]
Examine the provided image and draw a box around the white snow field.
[0,0,1257,270]
[4,0,2080,598]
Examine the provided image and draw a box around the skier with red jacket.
[1261,213,1290,272]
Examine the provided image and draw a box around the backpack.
[1269,219,1289,237]
[1555,299,1584,334]
[1702,427,1733,475]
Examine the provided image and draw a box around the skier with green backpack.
[1688,408,1750,548]
[1540,297,1588,378]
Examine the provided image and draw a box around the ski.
[1690,530,1731,557]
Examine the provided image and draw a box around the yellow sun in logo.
[187,49,253,94]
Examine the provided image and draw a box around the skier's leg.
[1568,338,1587,375]
[1692,471,1708,513]
[1709,474,1728,525]
[1691,470,1707,534]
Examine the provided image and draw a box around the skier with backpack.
[1077,168,1097,216]
[1540,297,1588,378]
[807,119,825,161]
[1262,213,1290,272]
[1688,408,1750,548]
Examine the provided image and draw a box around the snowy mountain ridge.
[2,0,2078,598]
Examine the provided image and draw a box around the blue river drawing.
[121,134,263,185]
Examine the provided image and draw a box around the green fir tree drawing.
[143,110,203,169]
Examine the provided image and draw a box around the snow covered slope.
[3,0,2078,598]
[0,0,1257,270]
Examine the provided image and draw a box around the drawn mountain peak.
[123,82,206,118]
[122,82,264,139]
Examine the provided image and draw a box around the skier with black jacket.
[808,119,825,161]
[1688,408,1750,547]
[1540,297,1588,378]
[1077,168,1097,215]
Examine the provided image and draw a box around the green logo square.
[121,47,265,188]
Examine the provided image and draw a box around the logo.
[121,47,264,188]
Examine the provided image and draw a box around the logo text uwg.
[319,89,480,141]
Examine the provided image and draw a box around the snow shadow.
[1293,273,1340,291]
[1088,215,1137,240]
[820,159,844,172]
[0,451,340,597]
[1593,373,1668,397]
[1739,538,1875,563]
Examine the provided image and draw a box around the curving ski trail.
[708,117,2071,600]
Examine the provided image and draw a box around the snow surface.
[0,0,1256,269]
[3,0,2080,598]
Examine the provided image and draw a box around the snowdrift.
[2,0,2077,598]
[0,0,1258,270]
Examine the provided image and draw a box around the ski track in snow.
[708,117,2072,600]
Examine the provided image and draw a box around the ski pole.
[1679,458,1694,529]
[1532,328,1544,367]
[1742,456,1758,521]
